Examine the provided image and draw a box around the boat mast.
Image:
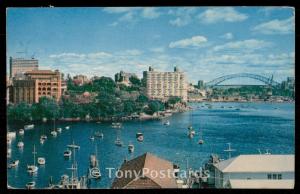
[224,143,235,159]
[33,144,37,166]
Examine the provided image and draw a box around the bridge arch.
[206,73,280,87]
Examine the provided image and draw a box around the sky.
[7,7,295,84]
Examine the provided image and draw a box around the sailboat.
[115,129,123,147]
[198,128,204,145]
[27,144,38,174]
[187,107,195,138]
[51,119,57,137]
[67,140,80,149]
[88,145,101,179]
[128,141,134,153]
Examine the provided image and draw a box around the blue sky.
[7,7,295,84]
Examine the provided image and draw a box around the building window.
[273,174,277,179]
[267,174,272,179]
[278,174,282,180]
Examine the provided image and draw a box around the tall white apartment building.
[143,66,187,102]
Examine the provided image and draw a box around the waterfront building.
[115,71,137,86]
[213,155,294,189]
[9,57,39,78]
[143,66,187,102]
[111,152,179,189]
[12,70,62,104]
[73,74,89,86]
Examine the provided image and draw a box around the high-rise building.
[198,80,204,89]
[9,57,39,78]
[12,70,62,104]
[143,66,187,102]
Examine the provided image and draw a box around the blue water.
[7,102,295,189]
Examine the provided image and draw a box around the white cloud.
[141,8,160,19]
[103,7,138,14]
[213,39,273,52]
[252,16,295,35]
[198,7,248,24]
[49,53,86,59]
[220,32,234,40]
[169,36,208,48]
[150,47,165,53]
[168,7,197,27]
[87,52,112,59]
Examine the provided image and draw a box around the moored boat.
[64,150,72,158]
[17,141,24,148]
[128,142,134,153]
[57,128,62,133]
[8,160,19,168]
[136,132,144,142]
[37,157,46,165]
[24,124,34,130]
[19,129,25,135]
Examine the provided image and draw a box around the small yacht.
[40,138,45,144]
[41,135,47,140]
[27,145,38,174]
[57,128,62,133]
[164,120,170,126]
[90,136,95,141]
[115,138,123,147]
[17,141,24,148]
[128,142,134,153]
[19,129,25,135]
[112,122,122,128]
[24,124,34,130]
[64,150,72,158]
[51,130,57,137]
[187,125,195,139]
[25,181,35,189]
[65,126,70,130]
[37,157,46,165]
[94,131,104,138]
[198,128,204,145]
[136,132,144,142]
[8,160,19,168]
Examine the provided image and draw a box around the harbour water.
[7,102,295,189]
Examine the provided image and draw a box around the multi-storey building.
[12,70,62,104]
[9,57,39,78]
[143,66,187,102]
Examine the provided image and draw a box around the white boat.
[164,120,170,126]
[198,128,204,145]
[57,128,62,133]
[51,131,57,137]
[90,136,95,141]
[128,142,134,153]
[42,117,47,122]
[41,135,47,140]
[136,132,144,142]
[19,129,25,135]
[25,181,35,189]
[17,141,24,148]
[115,138,123,147]
[37,157,46,165]
[8,160,19,168]
[65,126,70,130]
[187,125,195,139]
[24,124,34,130]
[112,122,122,128]
[94,131,104,138]
[64,150,72,158]
[40,138,45,144]
[27,145,38,174]
[7,149,11,158]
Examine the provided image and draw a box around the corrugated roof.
[111,152,177,188]
[228,179,294,189]
[214,155,294,173]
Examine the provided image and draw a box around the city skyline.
[7,7,295,84]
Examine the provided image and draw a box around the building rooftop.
[111,152,178,188]
[228,179,294,189]
[25,70,58,74]
[213,154,294,173]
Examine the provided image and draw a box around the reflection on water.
[7,102,295,188]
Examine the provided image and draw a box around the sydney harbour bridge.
[205,73,280,88]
